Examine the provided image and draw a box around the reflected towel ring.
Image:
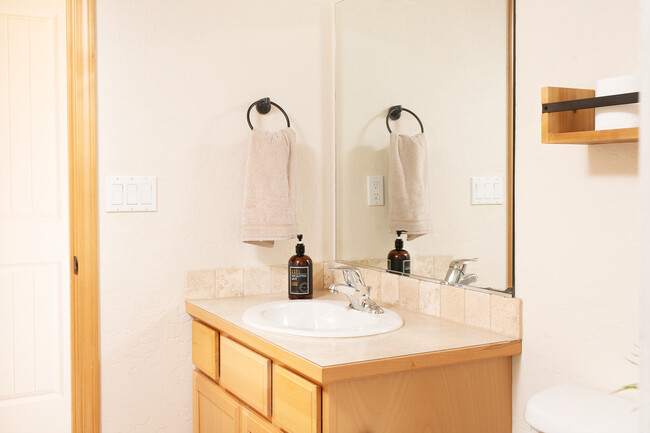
[247,97,291,130]
[386,105,424,133]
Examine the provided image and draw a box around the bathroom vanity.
[186,294,521,433]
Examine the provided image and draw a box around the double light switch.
[106,176,157,212]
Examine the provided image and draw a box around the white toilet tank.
[524,384,638,433]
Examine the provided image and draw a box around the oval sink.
[242,300,403,338]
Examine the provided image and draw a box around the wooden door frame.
[67,0,99,432]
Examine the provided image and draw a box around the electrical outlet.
[367,175,384,206]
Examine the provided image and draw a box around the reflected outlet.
[367,175,384,206]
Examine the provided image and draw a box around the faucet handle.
[328,266,366,290]
[449,258,478,269]
[328,265,358,272]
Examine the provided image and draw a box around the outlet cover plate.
[367,175,384,206]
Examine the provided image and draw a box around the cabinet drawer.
[193,370,240,433]
[241,407,282,433]
[273,365,321,433]
[192,321,219,381]
[219,336,271,417]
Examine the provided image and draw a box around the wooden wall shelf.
[541,87,639,144]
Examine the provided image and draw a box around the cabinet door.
[193,370,240,433]
[220,336,272,417]
[192,321,219,381]
[273,365,321,433]
[241,408,282,433]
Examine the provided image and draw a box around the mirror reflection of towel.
[388,132,432,241]
[241,128,297,248]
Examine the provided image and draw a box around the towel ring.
[247,97,291,130]
[386,105,424,133]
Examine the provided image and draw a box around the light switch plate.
[471,177,503,205]
[367,175,384,206]
[106,176,157,212]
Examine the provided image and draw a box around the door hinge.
[73,256,79,275]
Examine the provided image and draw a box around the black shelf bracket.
[542,92,639,114]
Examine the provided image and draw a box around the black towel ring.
[246,97,291,130]
[386,105,424,133]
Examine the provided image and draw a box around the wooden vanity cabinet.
[189,315,519,433]
[193,370,240,433]
[241,408,283,433]
[192,321,219,381]
[191,320,322,433]
[273,365,321,433]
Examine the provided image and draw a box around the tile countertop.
[186,292,521,384]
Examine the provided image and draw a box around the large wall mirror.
[335,0,514,293]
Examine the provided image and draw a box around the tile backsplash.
[186,261,522,339]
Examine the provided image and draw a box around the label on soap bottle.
[289,266,310,295]
[387,259,411,274]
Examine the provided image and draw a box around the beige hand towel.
[241,128,297,247]
[388,132,432,240]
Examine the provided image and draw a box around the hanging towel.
[241,128,297,247]
[388,132,432,240]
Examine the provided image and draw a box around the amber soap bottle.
[387,230,411,275]
[288,234,313,299]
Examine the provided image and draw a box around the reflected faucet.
[328,266,383,314]
[444,258,478,285]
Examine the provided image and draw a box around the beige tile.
[440,285,465,323]
[491,295,522,339]
[434,254,454,280]
[398,276,420,311]
[215,267,243,298]
[411,257,426,276]
[465,290,490,330]
[368,258,386,270]
[243,266,271,295]
[323,264,333,289]
[323,261,346,285]
[361,268,382,301]
[185,269,215,300]
[313,262,324,292]
[422,256,436,278]
[271,265,288,294]
[333,268,346,284]
[418,280,441,317]
[380,271,399,305]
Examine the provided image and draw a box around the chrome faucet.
[328,266,383,314]
[444,258,478,285]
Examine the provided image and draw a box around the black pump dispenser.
[288,234,313,299]
[295,234,305,256]
[394,230,405,250]
[387,230,411,275]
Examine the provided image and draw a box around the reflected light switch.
[471,177,503,205]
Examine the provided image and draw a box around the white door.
[0,0,71,432]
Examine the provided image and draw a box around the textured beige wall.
[96,1,333,431]
[513,0,640,431]
[335,0,509,290]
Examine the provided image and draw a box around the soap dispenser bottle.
[288,234,313,299]
[387,230,411,275]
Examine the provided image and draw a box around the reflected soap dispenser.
[387,230,411,275]
[288,234,313,299]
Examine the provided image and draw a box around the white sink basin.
[242,300,403,338]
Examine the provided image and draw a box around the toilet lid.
[524,384,638,433]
